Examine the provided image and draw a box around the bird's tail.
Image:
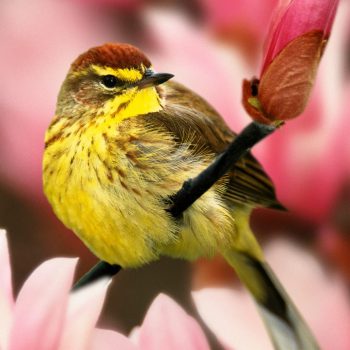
[221,209,319,350]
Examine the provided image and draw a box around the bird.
[43,43,318,349]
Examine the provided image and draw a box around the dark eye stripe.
[101,75,122,88]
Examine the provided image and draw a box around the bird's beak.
[136,70,174,89]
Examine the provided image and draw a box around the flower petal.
[266,239,350,350]
[193,239,350,350]
[193,288,272,350]
[262,0,339,73]
[58,278,110,350]
[0,230,14,349]
[138,293,210,350]
[91,329,137,350]
[8,258,77,350]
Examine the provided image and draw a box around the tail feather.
[224,250,319,350]
[221,210,319,349]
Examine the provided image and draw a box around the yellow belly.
[43,119,235,267]
[43,157,176,266]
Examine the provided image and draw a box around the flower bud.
[243,0,339,124]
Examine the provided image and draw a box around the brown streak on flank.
[107,170,114,182]
[120,180,128,190]
[128,135,138,142]
[116,168,126,178]
[99,155,113,180]
[62,119,73,129]
[48,117,62,130]
[45,131,64,148]
[131,188,141,196]
[102,133,109,145]
[96,152,104,165]
[70,154,76,165]
[107,143,114,155]
[77,123,85,133]
[43,163,50,172]
[93,166,102,185]
[116,138,128,152]
[71,43,151,72]
[125,150,138,163]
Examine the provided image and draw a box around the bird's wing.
[143,81,283,209]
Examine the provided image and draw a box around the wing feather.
[143,81,282,209]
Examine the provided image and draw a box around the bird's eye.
[101,75,120,88]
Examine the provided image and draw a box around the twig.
[72,121,277,290]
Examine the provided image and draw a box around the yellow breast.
[43,115,174,266]
[43,115,235,266]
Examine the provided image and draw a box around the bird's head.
[57,43,174,121]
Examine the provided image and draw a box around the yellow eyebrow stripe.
[91,65,143,82]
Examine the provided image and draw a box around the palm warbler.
[43,43,318,349]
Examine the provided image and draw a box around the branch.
[72,121,277,290]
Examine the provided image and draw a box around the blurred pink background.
[0,0,349,348]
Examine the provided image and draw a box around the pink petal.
[0,230,14,349]
[91,329,137,350]
[58,279,111,350]
[8,258,77,350]
[194,239,350,350]
[138,293,210,350]
[193,288,272,350]
[262,0,339,73]
[266,239,350,350]
[248,2,350,221]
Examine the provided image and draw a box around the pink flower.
[227,1,350,221]
[0,229,111,350]
[192,238,350,350]
[243,0,340,123]
[92,294,210,350]
[261,0,339,73]
[0,229,210,349]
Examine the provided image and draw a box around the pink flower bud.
[243,0,339,123]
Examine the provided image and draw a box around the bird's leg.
[72,261,121,291]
